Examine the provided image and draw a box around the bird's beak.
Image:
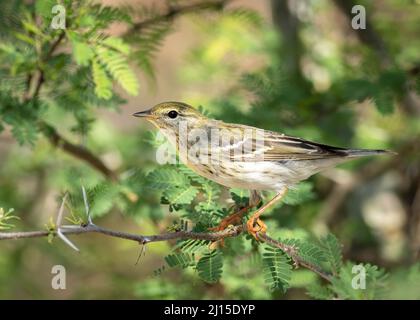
[133,109,153,118]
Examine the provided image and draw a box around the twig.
[0,223,333,282]
[24,32,65,102]
[257,232,333,282]
[0,223,242,243]
[40,122,119,181]
[125,0,229,36]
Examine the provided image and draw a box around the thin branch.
[257,232,333,282]
[40,122,119,181]
[125,0,229,36]
[24,32,65,102]
[0,222,333,282]
[0,223,242,243]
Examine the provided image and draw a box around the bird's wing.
[260,131,348,160]
[223,126,348,161]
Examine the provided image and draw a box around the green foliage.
[147,167,190,190]
[174,238,210,254]
[0,93,42,145]
[147,166,199,207]
[319,234,342,275]
[262,246,292,292]
[386,263,420,299]
[87,183,122,218]
[306,262,389,300]
[230,188,249,207]
[329,263,388,300]
[0,0,164,145]
[91,57,113,100]
[196,250,223,283]
[306,282,334,300]
[195,181,222,212]
[0,208,19,230]
[163,185,199,206]
[94,40,139,97]
[129,22,172,80]
[165,252,196,269]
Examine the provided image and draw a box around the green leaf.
[102,37,130,55]
[282,238,326,271]
[0,208,19,230]
[165,253,195,269]
[329,262,388,300]
[373,91,394,115]
[88,183,120,218]
[72,40,94,66]
[196,250,223,283]
[178,165,208,185]
[10,120,38,145]
[306,282,333,300]
[95,45,139,96]
[146,167,190,190]
[320,234,342,275]
[343,78,374,102]
[226,8,263,26]
[196,182,221,211]
[163,185,199,205]
[35,0,57,17]
[296,241,326,269]
[230,188,249,206]
[92,58,113,99]
[130,21,172,79]
[262,246,292,292]
[174,239,210,254]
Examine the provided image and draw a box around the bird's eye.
[167,110,178,119]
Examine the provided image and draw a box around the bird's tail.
[344,148,396,157]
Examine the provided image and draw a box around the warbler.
[133,101,392,240]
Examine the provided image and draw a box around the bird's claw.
[246,217,267,241]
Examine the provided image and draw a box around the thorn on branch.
[135,240,149,266]
[55,193,80,252]
[82,185,94,226]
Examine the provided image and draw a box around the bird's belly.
[189,161,296,191]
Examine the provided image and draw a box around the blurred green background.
[0,0,419,299]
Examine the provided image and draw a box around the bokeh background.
[0,0,419,299]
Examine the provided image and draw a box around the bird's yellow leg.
[246,187,288,241]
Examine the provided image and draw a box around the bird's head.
[133,101,205,132]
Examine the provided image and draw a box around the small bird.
[134,101,392,240]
